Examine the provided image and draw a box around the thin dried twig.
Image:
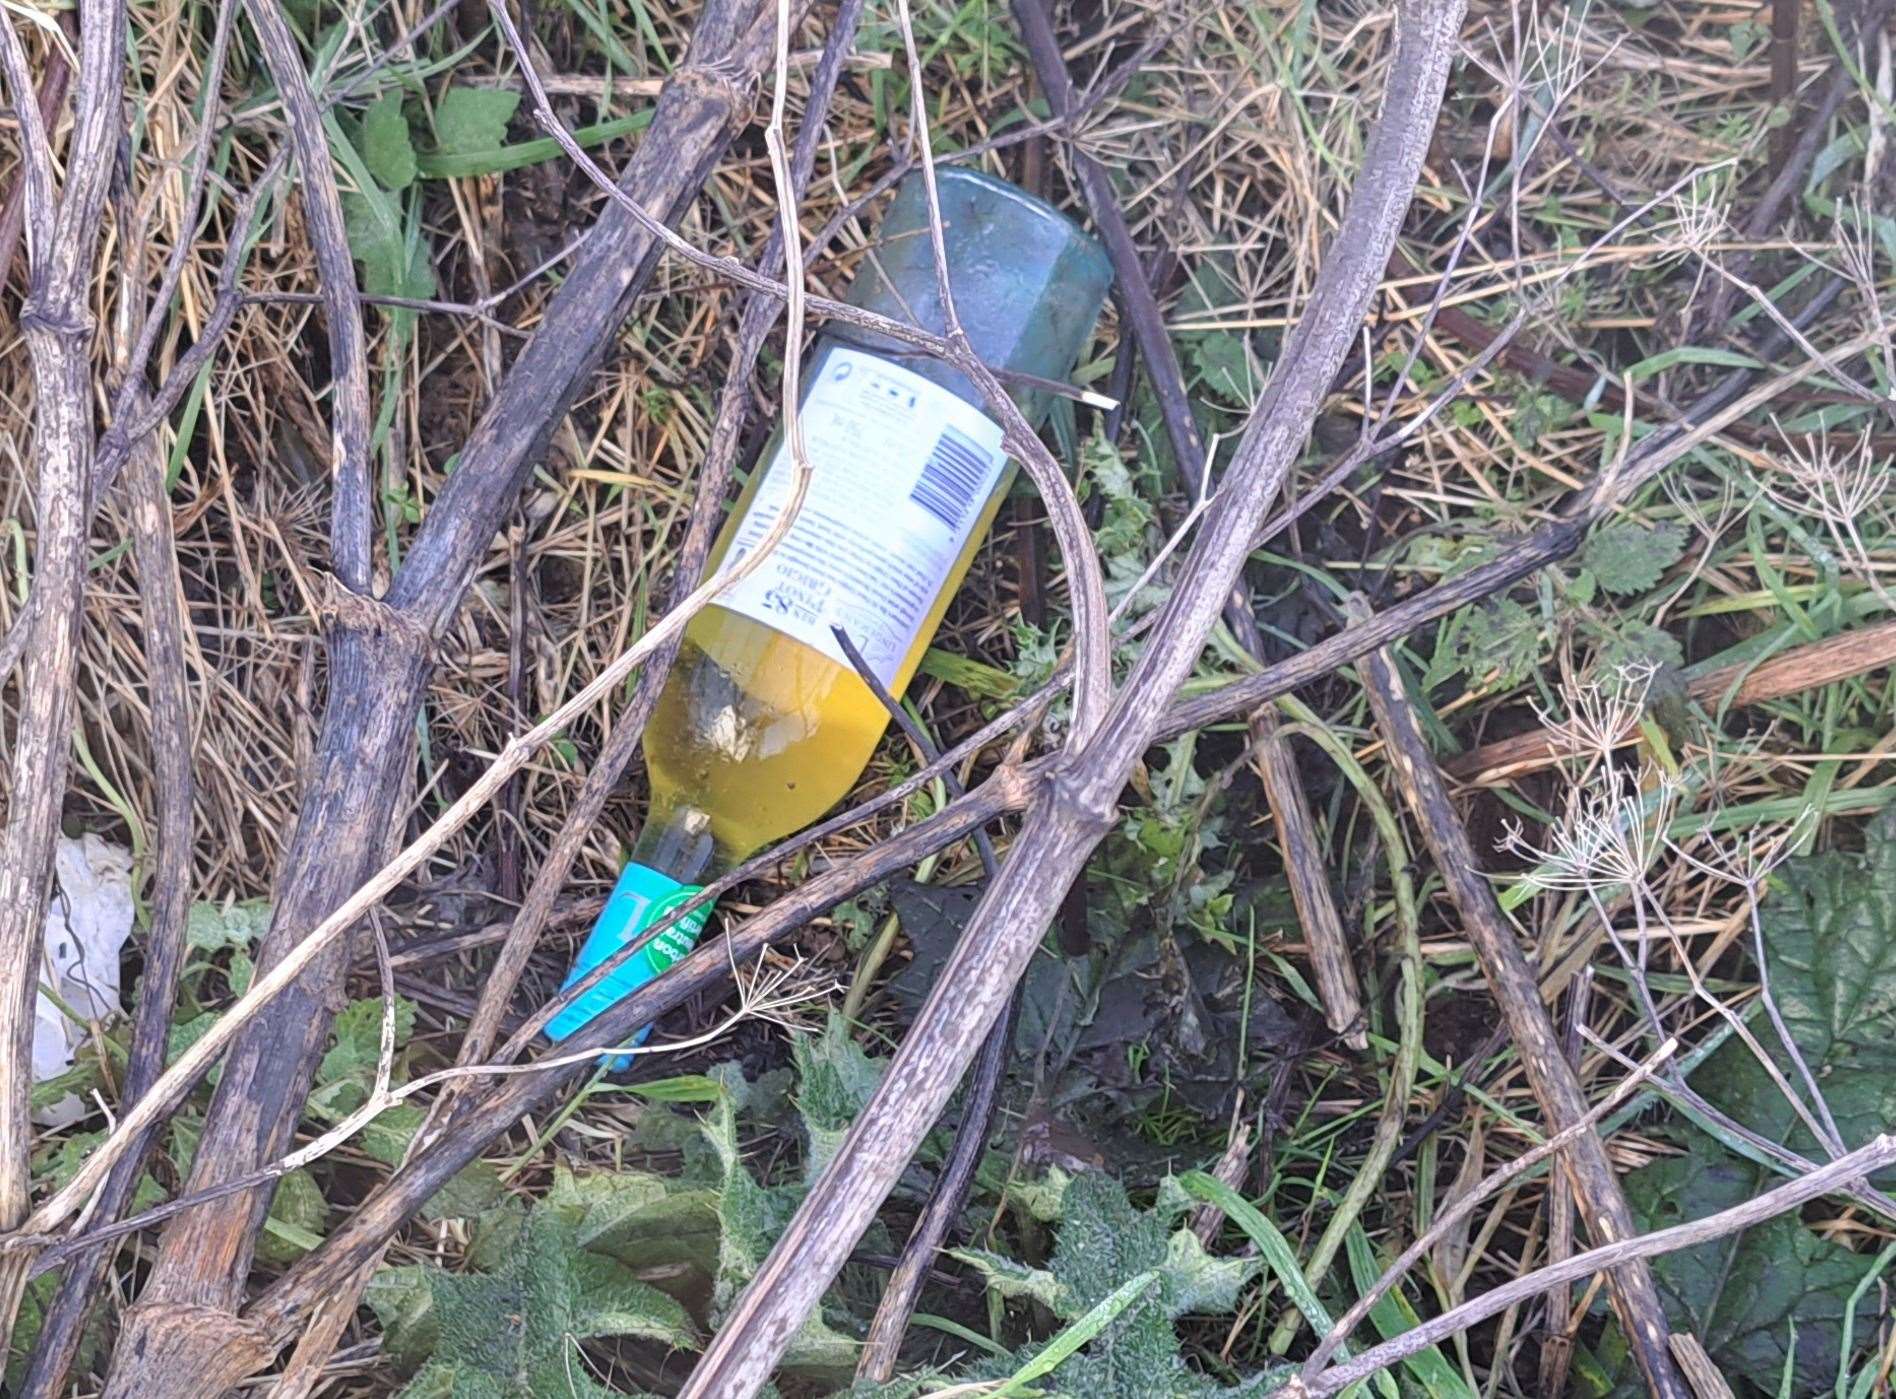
[238,0,375,591]
[1287,1132,1896,1398]
[1356,614,1687,1396]
[1014,0,1364,1047]
[835,613,1006,1382]
[1302,1034,1677,1379]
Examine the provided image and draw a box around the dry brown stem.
[1356,616,1687,1396]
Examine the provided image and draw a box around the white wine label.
[713,345,1009,688]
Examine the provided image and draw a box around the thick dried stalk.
[1537,974,1590,1398]
[1355,625,1686,1397]
[100,2,781,1390]
[1012,0,1363,1050]
[1249,705,1366,1046]
[0,0,126,1336]
[677,3,1466,1388]
[20,161,210,1394]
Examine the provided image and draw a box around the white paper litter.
[34,834,135,1127]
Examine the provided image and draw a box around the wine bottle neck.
[628,799,719,885]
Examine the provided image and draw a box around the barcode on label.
[908,425,993,531]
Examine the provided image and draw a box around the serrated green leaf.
[792,1015,884,1181]
[391,1201,695,1398]
[960,1172,1266,1397]
[362,1102,427,1167]
[1007,1165,1072,1222]
[1190,331,1253,404]
[949,1246,1063,1308]
[318,995,417,1088]
[34,1129,164,1210]
[166,1010,220,1067]
[9,1271,108,1391]
[432,87,520,157]
[420,1160,506,1222]
[341,190,436,303]
[360,92,417,190]
[1424,596,1541,691]
[1159,1228,1254,1316]
[256,1167,329,1265]
[1592,618,1685,675]
[1581,521,1687,596]
[185,899,271,952]
[1697,809,1896,1163]
[367,1264,438,1373]
[1626,1149,1874,1392]
[1621,812,1896,1392]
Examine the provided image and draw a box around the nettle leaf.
[1424,596,1541,691]
[550,1164,722,1275]
[1007,1164,1073,1222]
[185,898,271,953]
[9,1271,109,1390]
[1622,812,1896,1392]
[1626,1149,1874,1393]
[255,1167,329,1266]
[392,1201,694,1397]
[1696,809,1896,1162]
[319,994,418,1088]
[342,190,436,303]
[360,91,417,190]
[792,1014,885,1181]
[433,87,521,156]
[1190,331,1253,405]
[1581,520,1687,596]
[367,1264,438,1372]
[1590,618,1685,676]
[1079,429,1161,594]
[695,1079,855,1370]
[950,1247,1062,1309]
[959,1172,1262,1397]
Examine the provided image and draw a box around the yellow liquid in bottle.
[644,460,1012,864]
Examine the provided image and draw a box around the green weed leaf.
[433,87,521,157]
[360,92,417,190]
[342,191,435,303]
[1581,521,1687,596]
[318,995,417,1089]
[185,899,271,953]
[793,1015,885,1181]
[957,1171,1259,1397]
[389,1201,694,1396]
[1624,812,1896,1391]
[1626,1149,1874,1392]
[1424,597,1541,691]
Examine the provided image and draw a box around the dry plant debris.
[0,0,1894,1392]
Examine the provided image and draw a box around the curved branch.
[677,3,1469,1391]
